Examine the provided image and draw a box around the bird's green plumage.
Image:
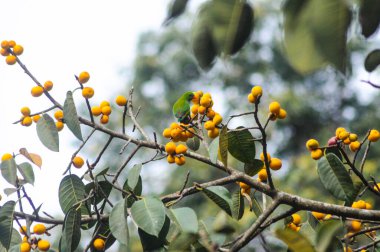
[173,91,194,123]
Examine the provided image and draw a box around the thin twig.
[127,87,150,140]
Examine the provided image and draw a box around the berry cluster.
[1,40,23,65]
[311,211,331,221]
[31,80,54,98]
[91,100,112,124]
[19,224,50,252]
[165,142,188,166]
[286,213,302,232]
[256,152,283,182]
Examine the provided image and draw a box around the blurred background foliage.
[79,0,380,250]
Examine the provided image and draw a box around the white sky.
[0,0,169,222]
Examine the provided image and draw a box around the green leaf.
[171,207,198,233]
[208,137,219,163]
[17,162,35,185]
[359,0,380,38]
[168,232,198,251]
[0,228,21,252]
[231,189,244,220]
[93,220,116,250]
[123,176,142,197]
[1,159,17,186]
[109,198,129,246]
[244,159,264,176]
[163,0,189,25]
[3,188,17,196]
[317,153,354,201]
[345,181,364,207]
[95,167,109,178]
[307,211,320,230]
[202,186,232,216]
[227,128,256,163]
[315,220,343,252]
[60,208,81,252]
[85,181,112,205]
[324,147,342,161]
[130,197,166,237]
[365,49,380,72]
[63,91,83,141]
[251,195,263,217]
[0,201,16,250]
[36,114,59,152]
[219,126,228,167]
[127,164,142,190]
[186,136,200,151]
[275,228,316,252]
[58,175,86,213]
[138,216,170,251]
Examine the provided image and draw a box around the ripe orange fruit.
[247,93,256,103]
[349,141,360,152]
[258,169,268,181]
[32,115,41,123]
[269,158,282,170]
[78,71,90,84]
[33,223,46,235]
[0,48,9,56]
[311,149,323,160]
[37,240,50,251]
[251,86,263,97]
[311,211,325,220]
[165,142,176,155]
[22,116,33,127]
[91,106,102,116]
[100,115,109,124]
[101,106,112,115]
[1,40,9,49]
[20,107,31,116]
[13,44,24,55]
[19,225,27,234]
[306,139,319,151]
[278,109,287,119]
[54,110,64,121]
[207,128,219,138]
[175,156,186,166]
[175,144,188,154]
[162,128,172,138]
[31,86,44,97]
[56,121,64,131]
[204,120,215,130]
[291,213,301,225]
[115,95,127,106]
[72,156,84,168]
[100,100,110,108]
[368,129,380,142]
[5,55,16,65]
[82,87,94,99]
[269,101,281,115]
[93,238,105,251]
[43,80,53,91]
[167,155,175,164]
[213,114,223,125]
[20,242,31,252]
[260,152,271,162]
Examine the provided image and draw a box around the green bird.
[172,91,195,124]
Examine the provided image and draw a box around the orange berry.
[306,139,319,151]
[247,93,256,103]
[20,107,31,116]
[93,238,105,251]
[198,105,206,114]
[269,101,281,115]
[37,240,50,251]
[20,242,31,252]
[82,87,94,99]
[115,95,127,106]
[191,104,199,115]
[101,106,112,115]
[170,122,180,129]
[343,137,351,145]
[8,40,16,48]
[311,211,325,220]
[239,182,250,190]
[1,40,9,49]
[204,120,215,130]
[31,86,44,97]
[33,223,46,234]
[278,109,287,119]
[163,128,172,138]
[349,141,360,152]
[208,127,219,138]
[5,55,16,65]
[175,156,186,166]
[0,48,9,56]
[213,114,223,125]
[350,220,362,232]
[13,44,23,55]
[192,93,200,104]
[78,71,90,84]
[32,114,41,123]
[165,142,177,155]
[22,116,33,126]
[206,109,215,119]
[43,80,53,91]
[365,202,372,210]
[170,128,182,140]
[241,187,251,195]
[335,127,346,137]
[175,144,188,154]
[338,130,350,141]
[287,222,298,231]
[185,128,195,138]
[258,169,268,181]
[167,155,175,164]
[269,158,282,170]
[368,129,380,142]
[56,121,64,131]
[311,149,323,160]
[91,106,102,116]
[260,152,271,162]
[54,110,64,121]
[251,86,263,97]
[100,115,109,124]
[292,213,301,225]
[72,156,84,168]
[19,225,27,234]
[349,133,358,142]
[100,100,110,108]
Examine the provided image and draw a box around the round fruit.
[31,86,44,97]
[350,220,361,232]
[167,155,175,164]
[278,109,287,119]
[115,95,127,106]
[13,45,24,55]
[306,139,319,151]
[251,86,263,97]
[269,101,281,115]
[311,149,323,160]
[82,87,94,99]
[165,142,176,155]
[260,152,271,162]
[0,48,9,56]
[170,122,180,129]
[191,104,199,115]
[175,144,187,154]
[20,107,31,116]
[5,55,16,65]
[20,242,31,252]
[72,156,84,168]
[213,114,223,125]
[258,169,268,181]
[54,110,64,121]
[78,71,90,84]
[56,121,64,131]
[43,80,53,91]
[208,128,219,138]
[198,105,206,114]
[239,182,250,190]
[101,106,112,115]
[1,40,9,49]
[8,40,16,48]
[162,128,172,138]
[93,238,105,251]
[349,133,358,142]
[292,213,301,225]
[311,211,325,220]
[37,239,50,251]
[368,129,380,142]
[349,141,360,152]
[247,93,256,103]
[33,223,46,235]
[269,158,282,170]
[204,120,215,130]
[91,106,102,116]
[100,100,110,108]
[206,109,215,119]
[175,156,186,166]
[335,127,346,137]
[32,115,41,123]
[19,225,27,234]
[338,130,350,140]
[365,202,372,210]
[100,115,109,124]
[22,116,33,126]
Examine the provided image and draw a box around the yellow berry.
[278,109,287,119]
[22,236,28,242]
[208,127,219,138]
[338,130,350,141]
[206,109,216,119]
[343,137,351,145]
[0,48,9,56]
[269,101,281,115]
[368,129,380,142]
[33,223,46,235]
[239,182,250,190]
[170,122,180,129]
[165,142,176,155]
[115,95,127,106]
[5,55,16,65]
[20,242,31,252]
[349,141,360,152]
[287,222,298,231]
[163,128,172,138]
[204,120,215,130]
[269,158,282,170]
[185,128,195,138]
[335,127,346,137]
[20,107,31,116]
[82,87,94,99]
[2,153,13,162]
[198,105,206,114]
[350,220,362,232]
[37,240,50,251]
[91,106,102,116]
[260,152,271,162]
[31,86,44,97]
[100,100,110,108]
[72,156,84,168]
[306,139,319,151]
[247,93,256,103]
[54,110,64,121]
[213,114,223,125]
[167,155,175,164]
[43,80,53,91]
[78,71,90,84]
[170,128,182,140]
[200,96,212,107]
[258,169,268,181]
[311,211,325,220]
[352,200,366,209]
[22,116,33,127]
[251,86,263,97]
[100,115,109,124]
[101,106,112,116]
[191,104,199,115]
[19,225,27,234]
[292,213,301,225]
[1,40,9,49]
[8,40,16,48]
[13,44,23,56]
[311,149,323,160]
[192,93,200,104]
[175,156,186,166]
[175,144,188,154]
[93,238,105,251]
[56,121,64,131]
[349,133,358,142]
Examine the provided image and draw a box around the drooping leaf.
[208,137,220,163]
[317,153,354,201]
[0,201,16,250]
[3,188,17,196]
[275,228,316,252]
[345,181,364,207]
[19,148,42,168]
[324,146,342,161]
[231,189,244,220]
[359,0,380,38]
[17,162,35,185]
[36,114,59,152]
[364,49,380,72]
[251,195,263,217]
[227,128,256,163]
[85,181,113,205]
[315,220,343,252]
[123,176,143,197]
[202,186,232,216]
[60,208,81,252]
[109,198,129,246]
[163,0,189,26]
[171,207,198,233]
[130,197,166,237]
[1,158,17,186]
[127,164,142,190]
[186,136,200,151]
[244,159,264,176]
[138,216,170,251]
[63,91,83,141]
[58,175,86,213]
[219,126,228,167]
